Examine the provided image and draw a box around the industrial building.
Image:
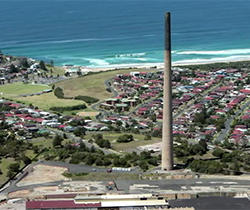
[26,193,171,210]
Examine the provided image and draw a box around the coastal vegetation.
[54,68,156,101]
[177,60,250,71]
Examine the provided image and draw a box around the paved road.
[3,166,250,195]
[216,99,250,142]
[170,197,250,210]
[173,82,222,119]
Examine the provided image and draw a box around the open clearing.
[0,149,35,185]
[17,164,69,187]
[85,133,161,151]
[16,92,85,111]
[55,69,157,101]
[0,83,49,96]
[0,158,17,185]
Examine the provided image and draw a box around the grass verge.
[62,172,139,180]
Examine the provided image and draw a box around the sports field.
[16,93,85,111]
[0,83,49,96]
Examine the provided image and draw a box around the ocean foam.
[173,55,250,65]
[176,48,250,55]
[84,58,110,66]
[115,53,146,57]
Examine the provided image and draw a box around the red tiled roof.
[242,115,250,120]
[9,103,21,107]
[211,115,220,119]
[58,125,67,128]
[26,200,101,209]
[235,125,247,128]
[240,89,250,94]
[205,96,214,100]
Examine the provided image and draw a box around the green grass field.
[0,83,49,96]
[31,138,53,149]
[0,149,37,185]
[85,132,161,151]
[0,158,16,184]
[48,66,65,76]
[16,92,85,111]
[55,69,157,101]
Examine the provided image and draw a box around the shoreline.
[72,57,250,72]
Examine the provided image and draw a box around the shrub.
[106,88,111,93]
[117,134,134,143]
[54,87,64,99]
[50,104,87,112]
[74,95,99,104]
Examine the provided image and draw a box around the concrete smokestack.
[161,12,173,171]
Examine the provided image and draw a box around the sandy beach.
[83,57,250,72]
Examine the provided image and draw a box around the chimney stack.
[161,12,173,171]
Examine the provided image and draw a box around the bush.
[50,104,87,112]
[54,87,64,99]
[117,134,134,143]
[106,88,112,93]
[74,95,99,104]
[189,159,223,174]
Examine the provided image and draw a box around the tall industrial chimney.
[161,12,173,171]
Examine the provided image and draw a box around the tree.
[9,64,19,73]
[117,134,134,143]
[22,155,32,165]
[85,154,95,165]
[63,133,68,139]
[102,140,111,149]
[8,162,20,172]
[73,127,85,137]
[39,60,47,71]
[231,161,241,175]
[212,148,226,159]
[103,158,112,166]
[20,58,30,68]
[198,139,208,154]
[139,160,149,172]
[53,134,63,148]
[95,158,103,166]
[7,162,20,178]
[54,87,64,99]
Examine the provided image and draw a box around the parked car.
[107,168,112,173]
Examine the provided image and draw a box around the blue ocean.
[1,0,250,68]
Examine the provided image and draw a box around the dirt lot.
[17,164,69,187]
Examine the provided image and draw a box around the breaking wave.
[173,55,250,65]
[176,48,250,55]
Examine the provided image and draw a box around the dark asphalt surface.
[170,197,250,210]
